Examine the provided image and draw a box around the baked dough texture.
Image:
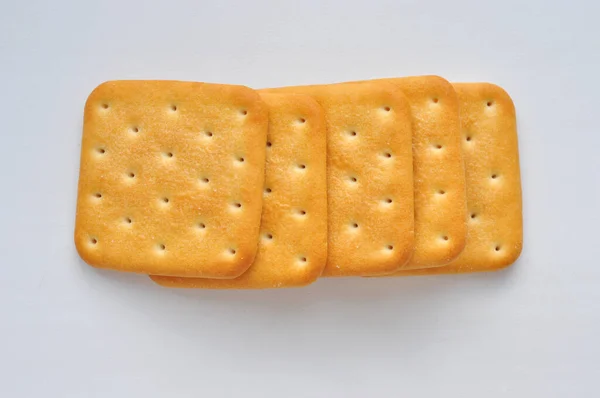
[354,76,467,269]
[263,83,414,276]
[151,93,328,288]
[397,82,522,275]
[75,80,268,278]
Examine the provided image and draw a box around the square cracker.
[74,80,268,278]
[151,93,328,288]
[263,83,414,276]
[356,76,468,269]
[398,83,522,275]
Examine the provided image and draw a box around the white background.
[1,0,599,396]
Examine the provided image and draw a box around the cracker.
[263,83,414,276]
[151,93,328,288]
[357,77,468,269]
[74,80,268,278]
[398,83,522,275]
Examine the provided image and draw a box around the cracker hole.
[435,144,443,149]
[352,222,359,229]
[101,103,109,109]
[240,109,248,116]
[386,245,394,251]
[205,131,213,138]
[198,223,206,229]
[442,236,449,241]
[438,190,446,195]
[265,187,272,194]
[90,238,97,245]
[162,197,170,204]
[432,98,439,103]
[229,248,237,255]
[348,130,357,137]
[350,177,357,183]
[383,152,392,158]
[298,118,306,124]
[297,209,306,216]
[93,193,102,199]
[298,164,306,170]
[158,243,166,251]
[96,148,106,154]
[487,101,494,107]
[233,202,242,208]
[170,104,177,112]
[237,157,245,163]
[466,136,472,142]
[131,126,139,134]
[267,141,272,148]
[299,256,307,263]
[495,245,501,251]
[471,213,477,219]
[383,106,391,112]
[201,177,209,184]
[124,217,132,224]
[127,172,135,178]
[491,174,498,179]
[385,198,393,204]
[164,152,173,158]
[265,233,273,240]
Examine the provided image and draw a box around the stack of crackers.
[74,76,522,289]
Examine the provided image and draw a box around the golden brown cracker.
[151,93,328,288]
[75,80,268,278]
[263,83,414,276]
[360,76,467,269]
[399,83,522,275]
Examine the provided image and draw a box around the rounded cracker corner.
[444,238,467,266]
[73,228,99,269]
[409,235,466,270]
[290,270,321,289]
[405,74,454,92]
[286,93,327,126]
[443,218,469,266]
[424,74,453,86]
[494,240,524,271]
[454,82,516,112]
[213,83,266,113]
[148,275,179,288]
[484,83,516,114]
[419,76,458,103]
[298,252,328,287]
[84,81,117,109]
[369,247,415,276]
[425,232,468,269]
[215,245,257,279]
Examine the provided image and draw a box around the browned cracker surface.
[263,82,414,276]
[75,80,268,278]
[357,76,468,269]
[151,93,328,288]
[398,82,522,275]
